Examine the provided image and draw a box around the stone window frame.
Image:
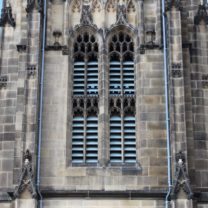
[70,28,100,165]
[107,28,137,165]
[67,25,140,167]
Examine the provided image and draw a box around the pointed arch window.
[109,31,136,164]
[72,31,99,164]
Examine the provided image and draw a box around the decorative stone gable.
[171,152,193,200]
[0,3,15,27]
[14,150,37,199]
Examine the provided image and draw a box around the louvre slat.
[87,61,98,95]
[86,116,98,163]
[110,61,121,95]
[110,116,122,163]
[123,61,134,95]
[73,61,85,96]
[124,116,136,163]
[72,116,84,164]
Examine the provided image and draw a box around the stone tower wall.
[0,0,207,207]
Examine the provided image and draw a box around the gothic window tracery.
[108,31,136,164]
[72,31,99,164]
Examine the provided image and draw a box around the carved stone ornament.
[46,31,65,51]
[194,5,208,25]
[116,4,128,25]
[172,62,182,78]
[38,0,43,13]
[172,62,181,69]
[16,44,27,53]
[14,150,37,199]
[73,96,99,117]
[80,4,93,25]
[0,5,16,27]
[139,43,160,54]
[0,76,7,88]
[73,1,98,31]
[202,74,208,89]
[166,0,182,11]
[109,95,135,116]
[172,69,182,78]
[27,65,36,77]
[62,46,69,55]
[26,0,35,13]
[171,151,193,200]
[108,2,136,34]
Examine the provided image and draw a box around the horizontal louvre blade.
[110,61,121,95]
[87,61,98,95]
[73,61,85,96]
[124,116,136,163]
[110,116,122,163]
[123,61,134,95]
[72,116,84,163]
[86,116,98,163]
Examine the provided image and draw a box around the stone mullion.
[121,98,124,163]
[84,57,87,97]
[120,56,124,163]
[99,43,108,166]
[83,98,87,163]
[135,40,140,165]
[67,54,73,165]
[84,57,87,163]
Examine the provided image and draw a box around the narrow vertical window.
[72,32,99,164]
[109,31,136,164]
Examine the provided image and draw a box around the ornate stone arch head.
[72,26,103,60]
[106,25,136,59]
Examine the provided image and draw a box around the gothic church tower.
[0,0,208,208]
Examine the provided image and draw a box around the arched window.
[72,31,99,164]
[109,31,136,164]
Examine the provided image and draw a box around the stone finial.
[171,151,193,200]
[0,5,16,27]
[166,0,182,11]
[0,76,7,88]
[171,62,182,78]
[80,3,93,25]
[16,44,27,52]
[194,4,208,25]
[26,0,36,13]
[116,4,128,25]
[202,74,208,89]
[27,65,36,77]
[14,150,37,199]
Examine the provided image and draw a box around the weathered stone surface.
[0,0,207,208]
